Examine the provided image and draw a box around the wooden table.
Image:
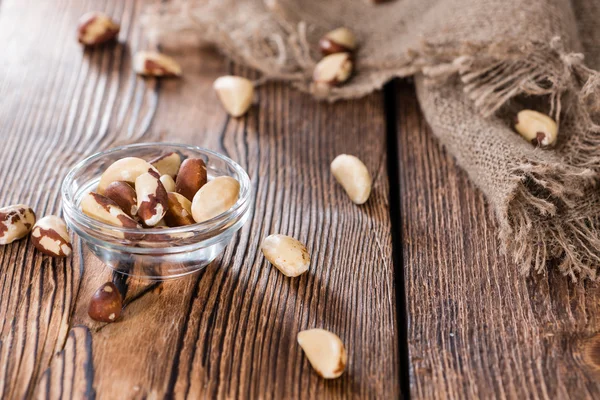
[1,1,600,399]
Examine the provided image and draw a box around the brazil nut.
[81,192,140,229]
[175,158,207,201]
[0,204,36,245]
[164,192,195,227]
[104,181,138,218]
[135,171,168,227]
[150,152,181,178]
[191,176,240,223]
[97,157,158,195]
[31,216,72,257]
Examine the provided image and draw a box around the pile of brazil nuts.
[81,152,240,229]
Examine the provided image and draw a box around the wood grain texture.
[397,80,600,399]
[0,0,399,398]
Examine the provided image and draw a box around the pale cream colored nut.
[330,154,372,205]
[150,152,181,178]
[0,205,36,245]
[104,181,138,218]
[133,51,182,77]
[191,176,240,223]
[31,216,72,257]
[135,171,168,227]
[160,175,176,193]
[514,110,558,147]
[175,158,207,201]
[88,282,122,323]
[261,234,310,277]
[97,157,158,195]
[297,329,347,379]
[81,192,140,229]
[319,27,357,55]
[77,12,120,46]
[313,53,353,88]
[164,192,195,227]
[213,76,254,117]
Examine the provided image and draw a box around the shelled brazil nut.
[81,152,240,231]
[0,204,36,245]
[31,216,72,257]
[104,181,138,219]
[135,171,168,227]
[97,157,158,194]
[88,282,123,323]
[176,158,208,201]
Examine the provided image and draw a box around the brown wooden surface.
[0,0,398,399]
[397,80,600,399]
[4,0,600,399]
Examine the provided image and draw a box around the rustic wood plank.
[0,0,399,398]
[397,79,600,399]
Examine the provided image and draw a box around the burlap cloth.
[143,0,600,280]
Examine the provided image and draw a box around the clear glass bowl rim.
[61,142,252,237]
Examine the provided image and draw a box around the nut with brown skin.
[77,12,120,46]
[191,176,240,223]
[164,192,195,227]
[297,329,347,379]
[135,171,168,227]
[88,282,123,323]
[97,157,158,195]
[175,158,208,201]
[0,204,36,245]
[261,234,310,277]
[319,27,357,55]
[213,76,254,117]
[104,181,138,218]
[514,109,558,147]
[31,216,72,257]
[150,152,181,178]
[313,53,353,89]
[133,51,182,78]
[81,192,140,229]
[160,175,176,193]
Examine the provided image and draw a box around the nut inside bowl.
[61,143,252,280]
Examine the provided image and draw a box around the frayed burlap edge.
[142,4,600,280]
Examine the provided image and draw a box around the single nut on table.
[313,53,353,88]
[514,109,558,147]
[0,205,36,245]
[133,51,182,78]
[77,12,120,46]
[330,154,372,205]
[164,192,195,227]
[191,176,240,223]
[135,171,168,227]
[104,181,138,219]
[150,152,181,178]
[213,76,254,117]
[88,282,123,323]
[81,192,140,229]
[319,27,357,55]
[160,175,176,193]
[176,158,207,201]
[97,157,158,195]
[31,216,72,257]
[261,234,310,277]
[297,329,347,379]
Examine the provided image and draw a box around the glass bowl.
[61,143,252,280]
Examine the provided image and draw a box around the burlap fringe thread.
[143,5,600,280]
